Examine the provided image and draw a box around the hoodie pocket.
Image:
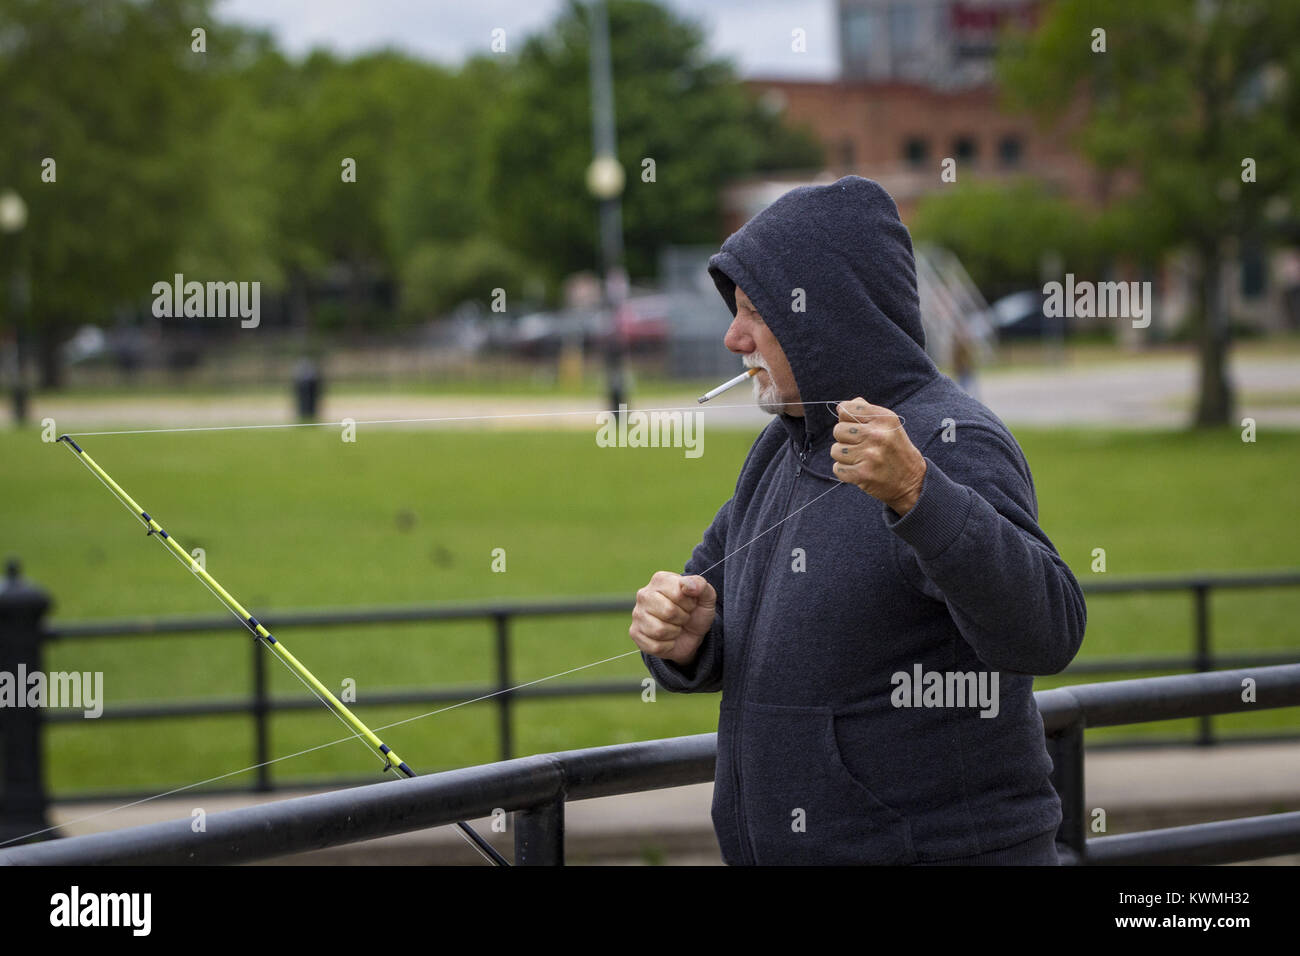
[739,700,915,865]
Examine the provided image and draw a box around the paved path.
[18,354,1300,433]
[974,355,1300,428]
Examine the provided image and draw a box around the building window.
[889,3,920,54]
[840,137,856,170]
[953,136,977,164]
[903,136,929,168]
[843,7,873,62]
[998,135,1022,168]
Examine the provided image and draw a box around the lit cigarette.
[697,366,760,404]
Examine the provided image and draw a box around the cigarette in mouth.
[697,366,760,404]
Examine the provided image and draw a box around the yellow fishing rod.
[57,434,509,866]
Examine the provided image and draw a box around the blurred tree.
[174,32,288,286]
[400,235,541,322]
[266,51,423,332]
[912,180,1104,297]
[260,50,512,332]
[0,0,258,387]
[385,55,511,265]
[0,0,824,370]
[999,0,1300,427]
[483,0,823,288]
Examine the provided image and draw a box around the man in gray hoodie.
[630,176,1086,865]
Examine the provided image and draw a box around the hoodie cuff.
[882,457,973,560]
[643,616,720,692]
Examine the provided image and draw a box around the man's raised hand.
[630,571,717,665]
[831,397,927,515]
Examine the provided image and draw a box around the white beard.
[753,374,792,415]
[745,357,794,415]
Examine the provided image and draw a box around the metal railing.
[2,663,1298,866]
[43,593,639,775]
[1,562,1297,839]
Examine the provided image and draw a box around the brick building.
[727,78,1098,230]
[723,0,1099,230]
[718,0,1294,337]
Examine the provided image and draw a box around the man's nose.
[723,315,755,354]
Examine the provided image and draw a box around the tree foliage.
[0,0,248,382]
[911,180,1103,296]
[483,0,822,285]
[0,0,823,383]
[997,0,1300,424]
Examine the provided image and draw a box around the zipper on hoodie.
[731,434,806,865]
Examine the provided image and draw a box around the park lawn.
[0,423,1296,798]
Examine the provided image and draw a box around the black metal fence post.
[514,795,565,865]
[494,613,512,762]
[1192,584,1214,746]
[1048,718,1086,864]
[0,559,51,844]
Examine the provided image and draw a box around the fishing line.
[53,435,507,865]
[60,397,904,438]
[8,471,853,849]
[23,398,894,858]
[0,649,648,850]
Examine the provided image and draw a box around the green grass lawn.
[2,423,1297,799]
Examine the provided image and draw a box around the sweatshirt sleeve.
[883,424,1086,675]
[641,497,730,694]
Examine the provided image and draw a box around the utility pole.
[585,0,629,420]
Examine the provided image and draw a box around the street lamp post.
[0,190,29,426]
[586,0,629,421]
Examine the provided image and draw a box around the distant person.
[629,176,1086,865]
[953,326,978,398]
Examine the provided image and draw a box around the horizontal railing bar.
[1036,663,1300,734]
[55,664,1295,732]
[8,664,1300,866]
[39,571,1300,639]
[42,596,636,639]
[0,733,718,866]
[44,728,1298,808]
[1083,810,1300,865]
[1060,651,1298,674]
[1081,571,1300,593]
[40,679,643,723]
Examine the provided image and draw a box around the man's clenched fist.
[831,397,927,515]
[630,571,717,666]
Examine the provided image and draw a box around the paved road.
[19,355,1300,434]
[975,355,1300,428]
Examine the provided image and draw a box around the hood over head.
[708,175,937,455]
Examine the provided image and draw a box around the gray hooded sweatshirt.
[642,176,1087,865]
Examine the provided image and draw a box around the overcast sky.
[218,0,839,79]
